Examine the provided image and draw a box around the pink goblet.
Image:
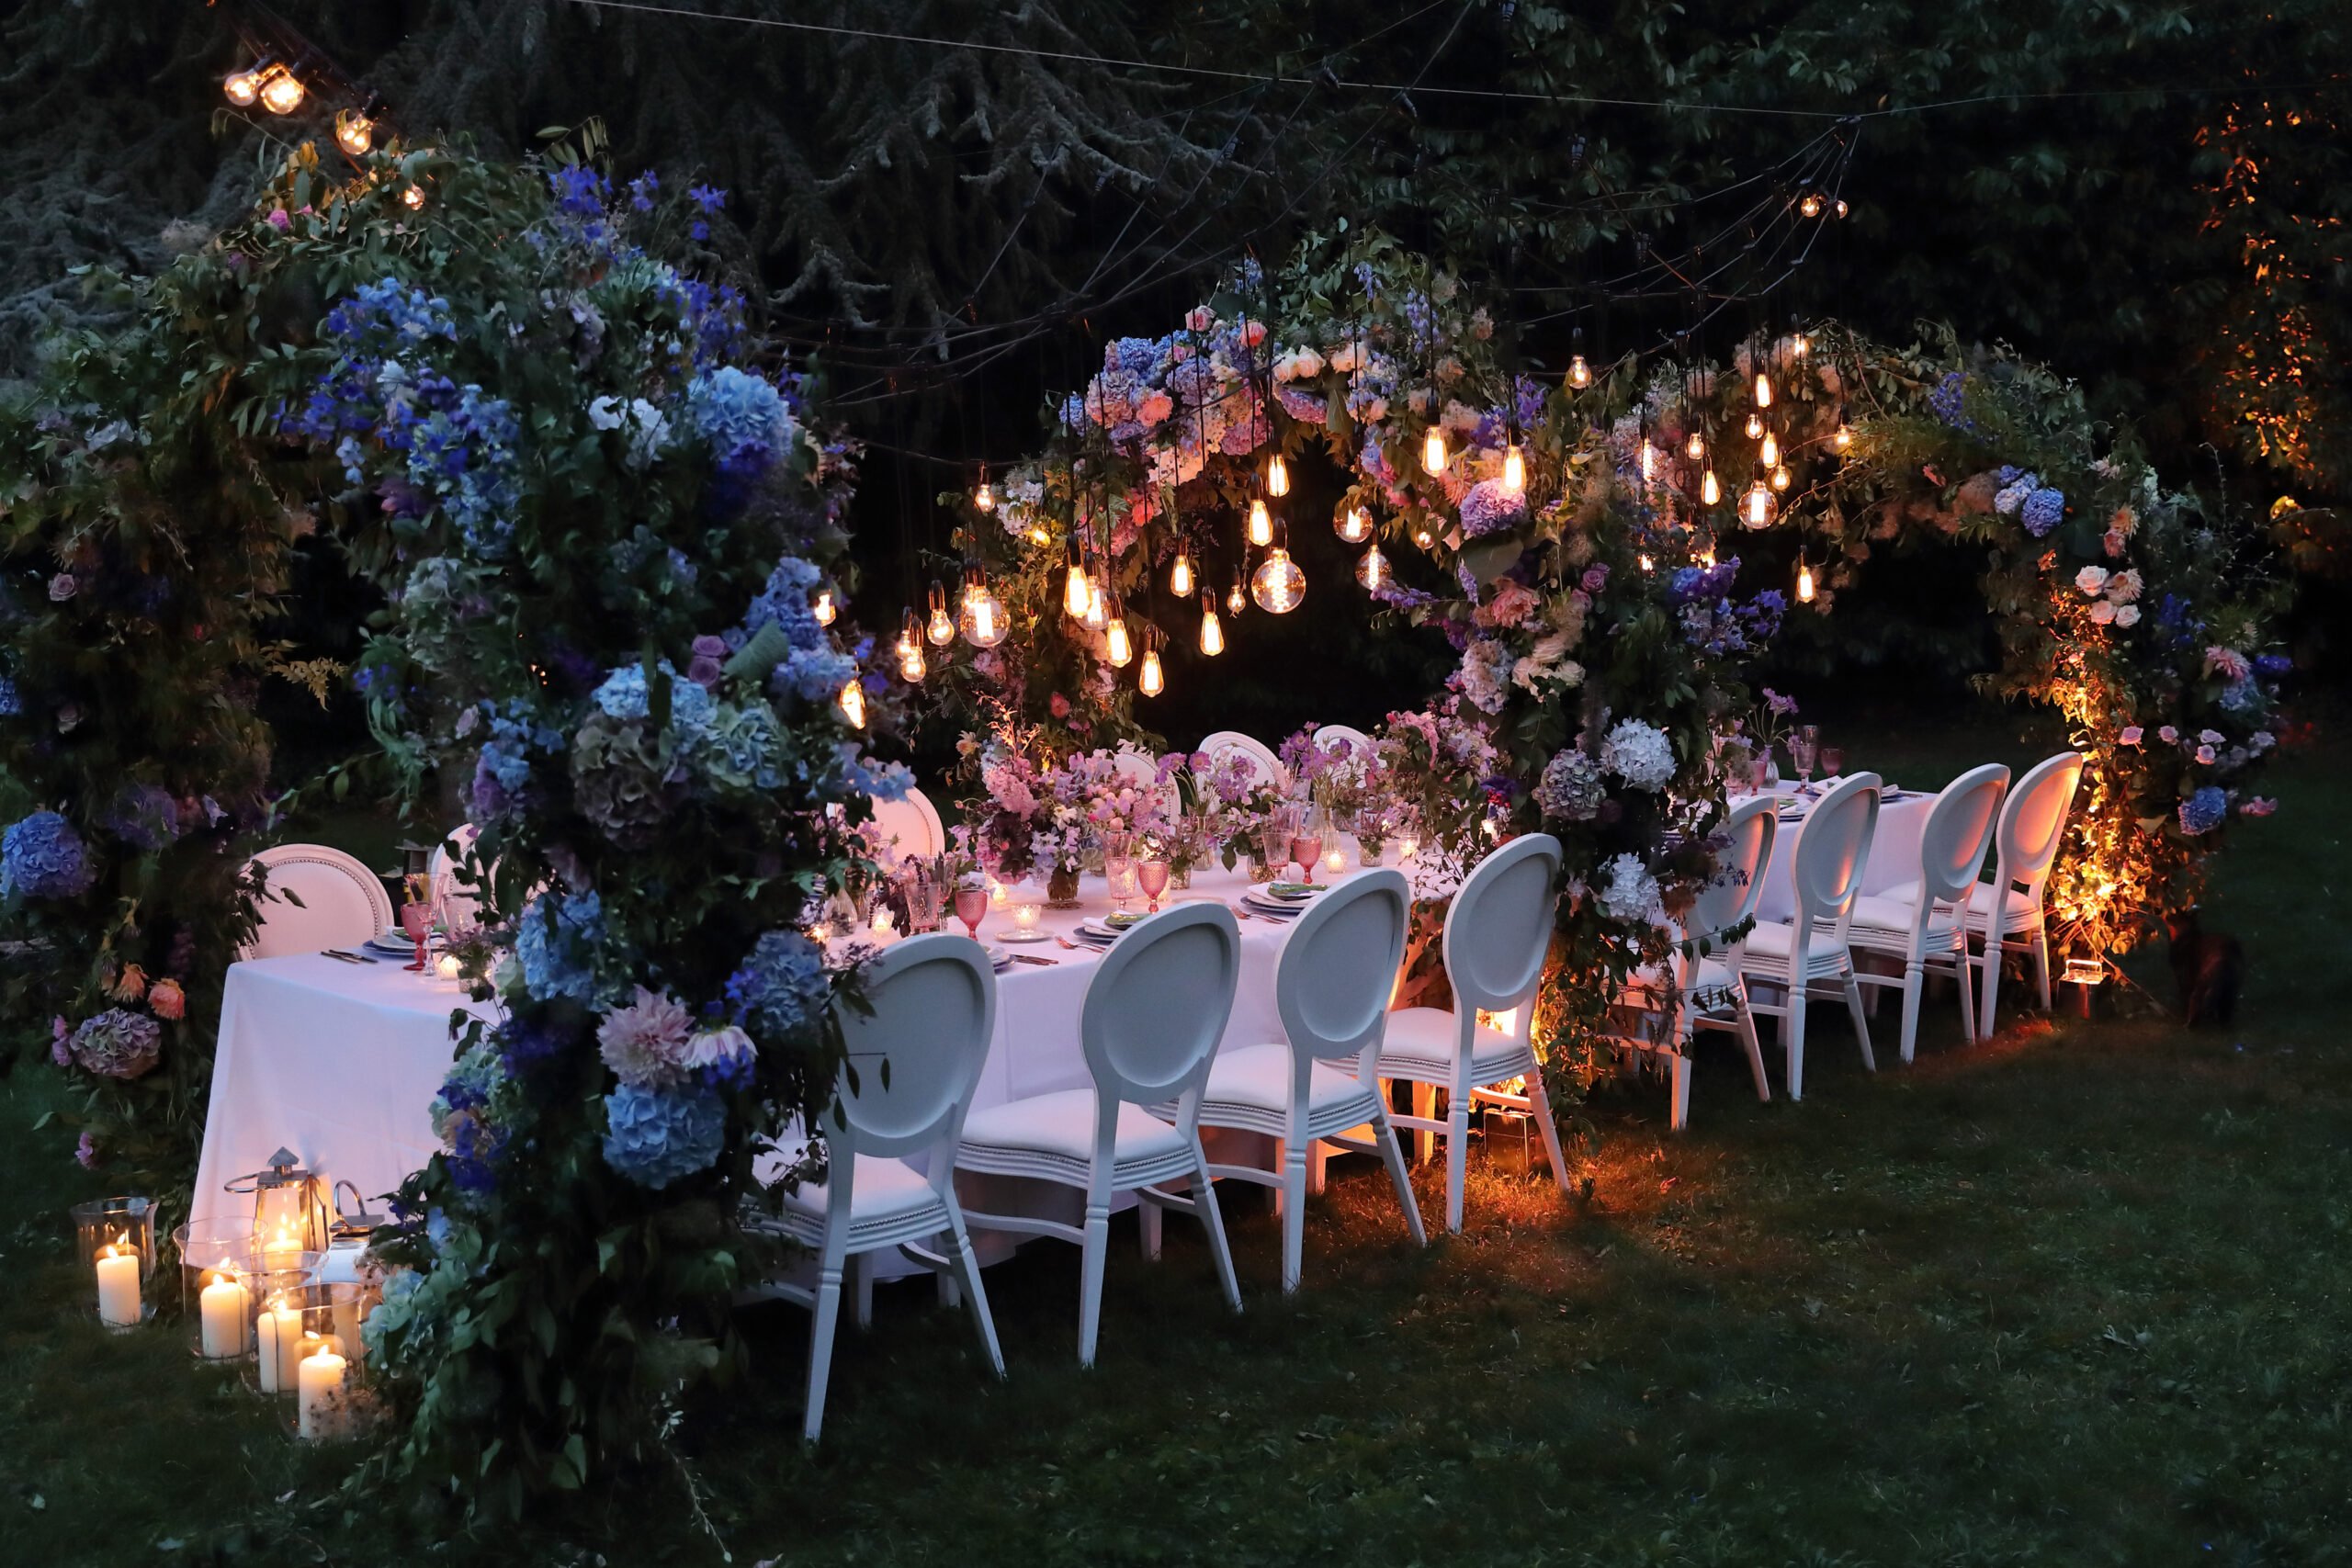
[1136,859,1170,914]
[953,886,988,941]
[399,901,431,972]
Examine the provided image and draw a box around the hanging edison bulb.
[1567,326,1592,389]
[1104,596,1134,666]
[925,581,956,647]
[1791,330,1811,359]
[334,107,374,157]
[1337,506,1372,544]
[839,677,866,728]
[224,64,265,107]
[1139,628,1165,696]
[1639,553,1655,572]
[973,465,994,512]
[1745,412,1764,439]
[1684,428,1706,462]
[1414,525,1434,548]
[1169,547,1194,597]
[812,587,837,627]
[1834,199,1849,219]
[1758,430,1780,468]
[1832,407,1854,452]
[1247,497,1273,547]
[1226,571,1248,618]
[258,65,306,116]
[1797,560,1817,603]
[1639,442,1658,482]
[1355,542,1389,592]
[957,564,1008,649]
[1199,592,1225,656]
[1800,192,1825,219]
[898,609,927,682]
[1082,571,1109,632]
[1503,435,1525,492]
[1702,469,1721,507]
[1250,528,1306,614]
[1753,372,1773,409]
[1062,547,1091,618]
[1771,464,1792,491]
[1421,426,1447,476]
[401,186,425,210]
[1741,468,1778,529]
[1267,455,1291,498]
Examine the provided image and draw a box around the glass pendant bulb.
[1772,464,1792,491]
[1639,442,1658,481]
[1104,601,1134,667]
[1503,438,1525,492]
[1250,545,1306,615]
[1226,572,1248,618]
[1792,331,1811,358]
[899,645,927,682]
[1702,469,1721,506]
[1745,412,1764,439]
[897,607,922,660]
[839,678,865,728]
[334,108,374,157]
[1832,407,1853,452]
[1199,593,1225,656]
[258,66,306,116]
[812,588,836,626]
[1797,561,1816,603]
[1834,199,1849,220]
[1421,426,1446,475]
[1139,631,1165,696]
[1338,506,1372,544]
[925,581,956,647]
[956,564,1007,649]
[1267,455,1290,498]
[1567,328,1591,389]
[401,186,425,211]
[1741,469,1778,529]
[974,466,994,511]
[1684,429,1705,462]
[1169,547,1194,598]
[1248,498,1273,547]
[1082,574,1109,632]
[1800,192,1825,219]
[224,65,264,107]
[1355,542,1389,592]
[1753,372,1773,409]
[1063,548,1091,618]
[1758,430,1780,468]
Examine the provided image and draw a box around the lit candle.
[258,1296,303,1393]
[870,908,895,935]
[95,1242,141,1327]
[262,1227,301,1275]
[297,1348,346,1441]
[1014,903,1040,931]
[989,878,1009,907]
[199,1270,250,1359]
[1397,834,1420,861]
[1324,849,1348,874]
[435,953,461,980]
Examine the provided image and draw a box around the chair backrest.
[1442,832,1563,1018]
[868,786,945,863]
[1109,747,1181,822]
[1789,774,1881,945]
[828,933,997,1161]
[1917,763,2011,919]
[428,824,485,929]
[1689,795,1779,943]
[1991,751,2084,913]
[1276,868,1409,1083]
[1312,724,1375,759]
[243,844,395,959]
[1080,900,1239,1107]
[1198,731,1286,794]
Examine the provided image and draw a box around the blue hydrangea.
[725,930,831,1039]
[493,1013,580,1074]
[686,366,795,479]
[0,675,18,716]
[775,646,856,704]
[1928,371,1979,433]
[743,557,825,650]
[431,1043,510,1191]
[590,662,716,733]
[2020,488,2065,536]
[106,784,180,852]
[1460,478,1525,537]
[2256,654,2292,678]
[831,745,913,803]
[691,704,784,790]
[2178,786,2228,836]
[603,1082,727,1189]
[2220,678,2264,715]
[3,811,90,899]
[517,889,606,1006]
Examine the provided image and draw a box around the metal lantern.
[226,1148,333,1258]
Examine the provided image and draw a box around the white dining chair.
[744,933,1004,1441]
[956,901,1244,1366]
[1846,764,2009,1060]
[1736,774,1881,1100]
[1376,832,1570,1233]
[1198,731,1286,794]
[867,785,945,863]
[1311,724,1376,758]
[1182,868,1426,1291]
[1877,750,2081,1036]
[1614,795,1778,1129]
[426,824,484,930]
[240,844,394,959]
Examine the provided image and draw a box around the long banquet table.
[1743,777,1941,923]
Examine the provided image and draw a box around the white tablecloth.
[191,955,498,1230]
[1745,783,1939,922]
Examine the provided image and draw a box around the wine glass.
[399,900,431,972]
[1790,725,1821,796]
[1818,745,1844,784]
[1137,859,1170,914]
[953,884,989,941]
[1746,754,1772,795]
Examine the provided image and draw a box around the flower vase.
[1046,864,1081,908]
[1359,838,1385,867]
[1170,863,1192,890]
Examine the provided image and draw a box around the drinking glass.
[1818,745,1844,782]
[1790,726,1820,796]
[953,885,988,941]
[399,901,430,972]
[1136,859,1170,914]
[1745,755,1772,794]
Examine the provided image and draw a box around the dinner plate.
[1075,919,1124,942]
[365,936,418,956]
[989,945,1012,971]
[995,928,1053,943]
[1240,894,1306,918]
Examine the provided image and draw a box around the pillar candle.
[199,1272,250,1359]
[297,1349,346,1441]
[261,1229,302,1275]
[257,1298,302,1393]
[95,1246,141,1327]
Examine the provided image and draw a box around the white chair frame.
[426,824,485,929]
[745,933,1005,1441]
[1377,832,1571,1232]
[956,901,1244,1365]
[1311,724,1376,759]
[1198,731,1287,794]
[1615,796,1778,1129]
[1848,763,2009,1060]
[1971,751,2084,1035]
[1736,774,1881,1100]
[240,843,394,960]
[1186,869,1427,1291]
[867,785,946,863]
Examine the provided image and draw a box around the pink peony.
[147,978,186,1021]
[2205,646,2252,681]
[1049,693,1071,719]
[597,986,695,1089]
[2240,796,2278,817]
[2105,569,2143,603]
[2119,726,2143,746]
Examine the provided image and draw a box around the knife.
[1011,953,1058,966]
[322,949,380,964]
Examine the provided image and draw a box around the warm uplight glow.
[1356,542,1388,592]
[1267,455,1290,497]
[1169,549,1194,597]
[1248,498,1273,547]
[1421,426,1446,475]
[1479,1008,1520,1035]
[1639,553,1654,572]
[1753,372,1773,409]
[334,108,374,157]
[1250,547,1306,614]
[1796,561,1816,602]
[258,66,306,116]
[839,679,865,728]
[1338,506,1372,543]
[812,588,836,626]
[1502,440,1525,491]
[1758,430,1779,468]
[1199,595,1225,655]
[1701,469,1721,506]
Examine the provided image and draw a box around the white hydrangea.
[1600,852,1662,924]
[1600,717,1677,791]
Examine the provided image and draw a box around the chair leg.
[1078,1197,1111,1369]
[1898,956,1925,1066]
[1736,998,1771,1103]
[1977,930,2004,1040]
[1956,950,1978,1042]
[945,1207,1004,1379]
[1443,1092,1471,1234]
[1525,1071,1573,1196]
[1372,1100,1428,1247]
[1139,1196,1163,1260]
[1307,1139,1329,1197]
[1845,973,1876,1071]
[1190,1143,1244,1313]
[1412,1081,1437,1165]
[1281,1137,1308,1293]
[1785,987,1809,1100]
[2033,921,2052,1010]
[803,1263,843,1443]
[1668,1051,1691,1131]
[936,1234,961,1310]
[853,1251,875,1330]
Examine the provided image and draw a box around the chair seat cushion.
[1847,895,1964,942]
[1376,1007,1535,1083]
[1876,880,2036,924]
[1625,954,1739,999]
[1738,919,1855,974]
[1200,1043,1377,1119]
[959,1089,1188,1168]
[775,1153,942,1227]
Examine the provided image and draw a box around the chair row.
[756,832,1571,1440]
[1616,751,2085,1126]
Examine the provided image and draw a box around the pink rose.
[2113,604,2141,627]
[2158,726,2179,744]
[266,209,291,231]
[1049,693,1071,719]
[2119,726,2143,746]
[2195,745,2216,764]
[2074,566,2110,596]
[1184,307,1216,332]
[2241,796,2278,817]
[2089,600,2117,626]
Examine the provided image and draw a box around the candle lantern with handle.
[224,1147,333,1259]
[73,1195,160,1328]
[242,1250,325,1396]
[173,1217,256,1359]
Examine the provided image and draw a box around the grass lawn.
[2,713,2345,1566]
